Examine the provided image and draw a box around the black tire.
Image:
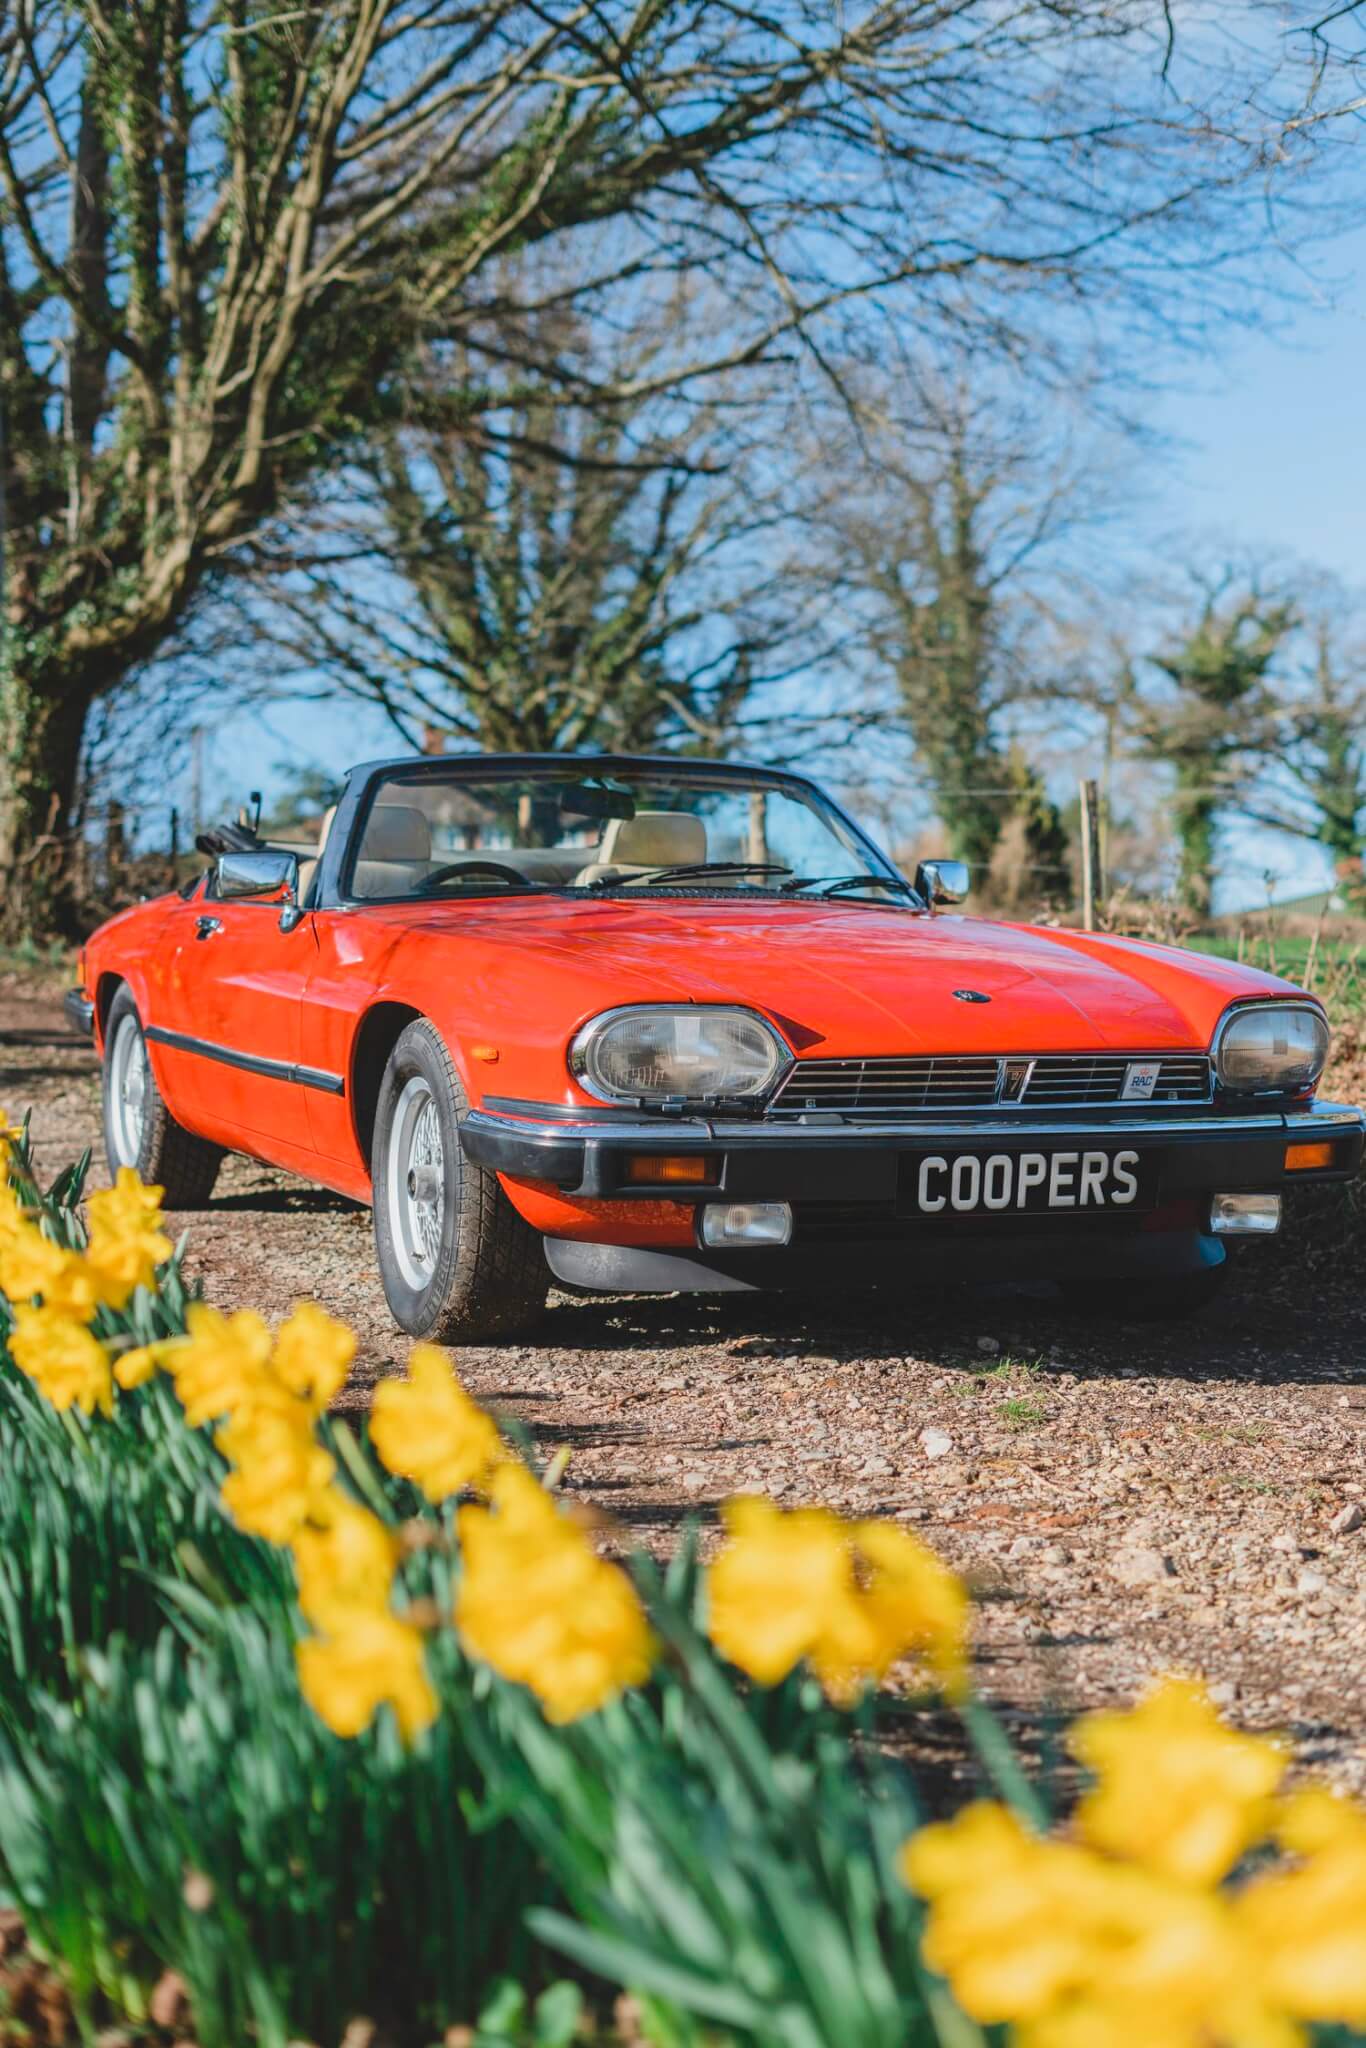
[371,1018,547,1342]
[101,985,224,1205]
[1061,1260,1229,1322]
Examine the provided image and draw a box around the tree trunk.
[1174,768,1216,918]
[0,669,94,940]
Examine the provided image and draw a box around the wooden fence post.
[106,799,125,894]
[1080,778,1101,932]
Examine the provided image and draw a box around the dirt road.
[7,974,1366,1787]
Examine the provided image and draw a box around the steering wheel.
[418,859,531,892]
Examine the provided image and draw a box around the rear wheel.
[1061,1261,1229,1321]
[372,1019,546,1342]
[101,986,223,1205]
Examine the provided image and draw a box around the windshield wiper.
[781,873,916,901]
[586,861,794,891]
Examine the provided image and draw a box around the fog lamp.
[1210,1192,1281,1236]
[699,1201,792,1248]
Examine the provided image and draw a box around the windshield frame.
[317,753,917,912]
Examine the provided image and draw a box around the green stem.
[59,1407,90,1456]
[328,1416,395,1522]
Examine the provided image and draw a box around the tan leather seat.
[296,803,336,905]
[575,810,706,887]
[352,802,438,898]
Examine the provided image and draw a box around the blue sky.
[1147,229,1366,584]
[195,224,1366,913]
[1140,224,1366,907]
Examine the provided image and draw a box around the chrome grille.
[767,1052,1213,1118]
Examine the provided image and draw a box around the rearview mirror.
[216,849,303,929]
[558,782,637,823]
[915,857,970,907]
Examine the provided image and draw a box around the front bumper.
[461,1096,1365,1293]
[63,987,95,1037]
[462,1098,1365,1203]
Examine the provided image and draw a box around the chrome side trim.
[145,1023,345,1096]
[1285,1101,1366,1130]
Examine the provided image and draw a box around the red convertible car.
[69,753,1362,1339]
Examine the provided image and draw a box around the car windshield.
[345,763,907,903]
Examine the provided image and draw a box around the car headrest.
[599,809,706,870]
[361,803,431,862]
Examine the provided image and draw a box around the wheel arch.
[94,970,126,1043]
[350,1001,427,1168]
[95,968,164,1060]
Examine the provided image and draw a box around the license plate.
[902,1148,1154,1216]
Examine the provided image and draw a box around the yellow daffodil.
[705,1495,969,1704]
[904,1803,1290,2048]
[217,1403,336,1542]
[0,1219,99,1318]
[456,1463,653,1722]
[1071,1678,1286,1885]
[271,1301,356,1414]
[86,1167,165,1238]
[903,1685,1366,2048]
[8,1304,113,1416]
[167,1302,277,1427]
[83,1168,173,1306]
[112,1339,177,1390]
[1237,1791,1366,2026]
[904,1802,1118,2025]
[370,1344,502,1502]
[0,1109,23,1166]
[848,1516,970,1697]
[706,1496,854,1688]
[296,1611,437,1742]
[291,1490,399,1633]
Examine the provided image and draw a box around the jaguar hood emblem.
[953,989,991,1004]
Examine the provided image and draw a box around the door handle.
[195,915,223,940]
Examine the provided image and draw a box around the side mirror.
[215,850,303,930]
[915,857,970,908]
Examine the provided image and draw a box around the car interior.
[335,802,714,899]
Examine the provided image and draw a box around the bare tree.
[230,312,791,756]
[0,0,1318,928]
[815,383,1108,879]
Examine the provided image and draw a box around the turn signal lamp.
[1284,1140,1338,1172]
[624,1154,716,1185]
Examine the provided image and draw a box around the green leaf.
[532,1980,584,2047]
[476,1975,527,2035]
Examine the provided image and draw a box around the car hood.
[375,896,1301,1057]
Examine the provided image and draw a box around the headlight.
[1213,1002,1329,1095]
[570,1005,790,1106]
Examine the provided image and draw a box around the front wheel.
[101,986,223,1205]
[371,1019,546,1342]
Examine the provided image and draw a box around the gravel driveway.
[7,974,1366,1789]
